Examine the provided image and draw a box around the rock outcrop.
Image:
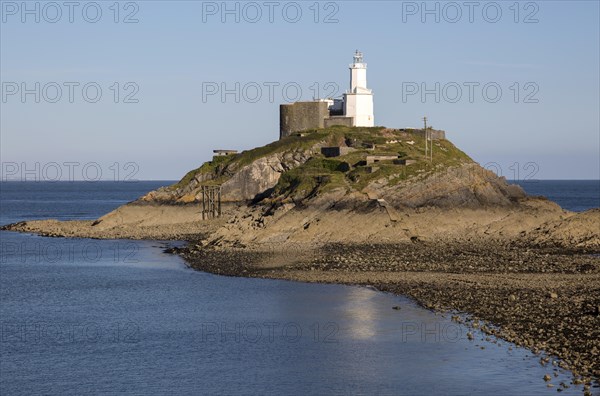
[220,150,313,201]
[134,127,529,210]
[372,163,526,208]
[2,126,598,386]
[3,126,597,250]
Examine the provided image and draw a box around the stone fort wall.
[279,102,329,139]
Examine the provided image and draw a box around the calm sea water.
[513,180,599,212]
[0,181,597,395]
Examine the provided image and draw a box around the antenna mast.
[423,116,428,161]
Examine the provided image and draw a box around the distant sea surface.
[0,181,174,225]
[512,180,599,212]
[0,180,597,225]
[0,181,596,395]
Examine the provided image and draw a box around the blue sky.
[1,0,599,180]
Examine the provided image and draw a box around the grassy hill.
[166,125,474,203]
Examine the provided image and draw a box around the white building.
[279,51,376,139]
[342,50,374,127]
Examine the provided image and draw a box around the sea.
[0,180,598,395]
[512,180,599,213]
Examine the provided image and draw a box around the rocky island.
[3,125,599,390]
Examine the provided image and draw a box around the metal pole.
[218,187,221,217]
[212,188,216,218]
[209,188,213,218]
[423,116,428,161]
[430,118,434,162]
[202,186,205,220]
[430,126,433,162]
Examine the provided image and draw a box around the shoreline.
[2,201,599,392]
[3,226,599,391]
[173,240,600,390]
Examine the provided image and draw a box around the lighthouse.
[343,50,374,127]
[279,50,376,139]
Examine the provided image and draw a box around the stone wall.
[321,146,355,158]
[280,101,329,139]
[324,116,354,128]
[410,129,446,140]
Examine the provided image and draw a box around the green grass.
[169,155,230,190]
[271,157,349,201]
[169,129,333,191]
[235,130,331,167]
[168,125,473,200]
[276,128,473,197]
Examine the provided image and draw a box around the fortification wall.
[279,101,329,139]
[324,116,354,128]
[411,129,446,140]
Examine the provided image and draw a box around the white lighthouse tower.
[343,50,374,127]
